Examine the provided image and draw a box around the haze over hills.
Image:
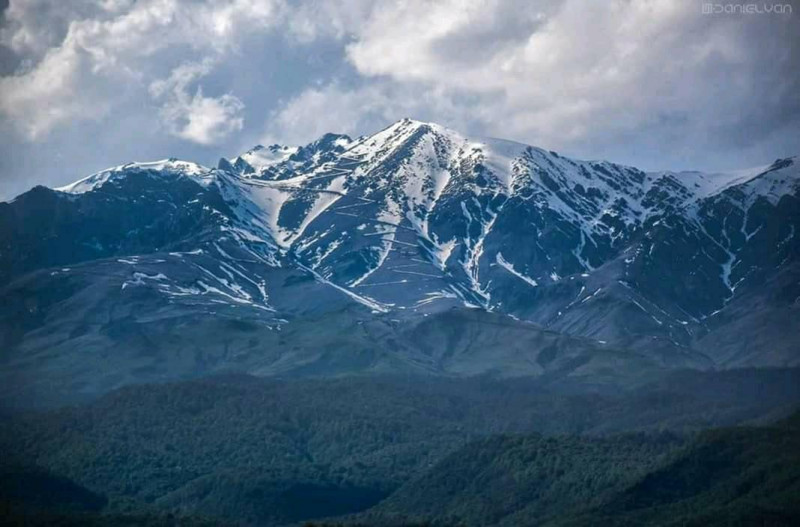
[0,118,798,406]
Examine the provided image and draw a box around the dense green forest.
[354,412,800,526]
[1,369,799,526]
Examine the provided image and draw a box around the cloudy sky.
[0,0,798,199]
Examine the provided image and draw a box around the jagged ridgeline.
[1,119,798,406]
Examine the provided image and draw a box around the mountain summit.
[1,119,798,406]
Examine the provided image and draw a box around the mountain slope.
[1,119,798,406]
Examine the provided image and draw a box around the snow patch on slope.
[496,252,538,287]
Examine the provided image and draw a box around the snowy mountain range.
[1,119,798,406]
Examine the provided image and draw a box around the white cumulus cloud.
[150,59,245,144]
[0,0,284,140]
[0,0,798,200]
[337,0,799,166]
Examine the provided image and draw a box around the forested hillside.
[356,413,800,526]
[1,370,798,526]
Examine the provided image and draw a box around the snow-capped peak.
[56,158,210,194]
[238,144,300,171]
[29,121,800,345]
